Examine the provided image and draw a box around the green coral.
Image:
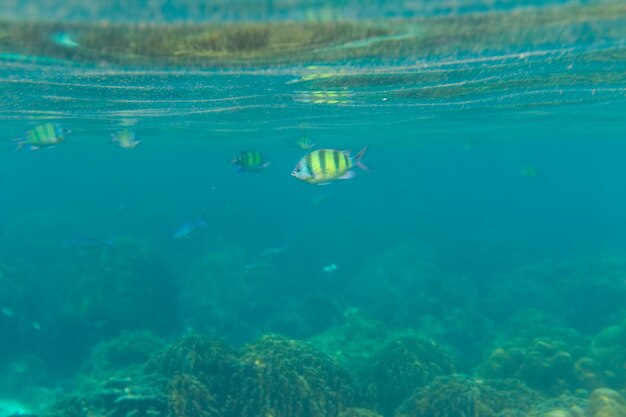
[395,374,539,417]
[225,334,356,417]
[364,336,455,417]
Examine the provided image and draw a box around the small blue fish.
[173,218,206,239]
[322,263,338,274]
[244,245,289,270]
[51,32,80,48]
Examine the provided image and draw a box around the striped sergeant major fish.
[291,146,369,184]
[112,128,140,149]
[232,150,270,172]
[14,123,70,151]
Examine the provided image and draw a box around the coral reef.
[181,247,276,342]
[49,333,358,417]
[349,241,473,327]
[363,336,456,417]
[477,309,608,395]
[526,393,587,417]
[48,373,169,417]
[395,374,540,417]
[225,334,356,417]
[145,334,238,404]
[60,238,179,340]
[338,408,383,417]
[482,254,626,334]
[309,308,390,373]
[0,261,42,363]
[573,356,618,391]
[48,335,235,417]
[167,374,220,417]
[86,330,165,376]
[183,248,340,343]
[590,317,626,390]
[585,388,626,417]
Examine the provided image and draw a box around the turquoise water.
[1,1,626,416]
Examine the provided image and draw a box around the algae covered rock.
[364,336,455,417]
[395,374,539,417]
[226,334,356,417]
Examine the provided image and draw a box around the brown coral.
[225,334,356,417]
[168,374,220,417]
[364,336,455,417]
[145,335,238,404]
[478,336,592,395]
[395,374,539,417]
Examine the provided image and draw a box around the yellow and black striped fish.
[291,147,369,184]
[231,151,270,172]
[15,123,70,151]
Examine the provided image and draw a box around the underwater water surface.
[0,1,626,416]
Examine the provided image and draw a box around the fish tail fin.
[354,145,370,171]
[13,141,24,151]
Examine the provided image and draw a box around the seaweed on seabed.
[395,374,540,417]
[363,336,456,417]
[225,334,357,417]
